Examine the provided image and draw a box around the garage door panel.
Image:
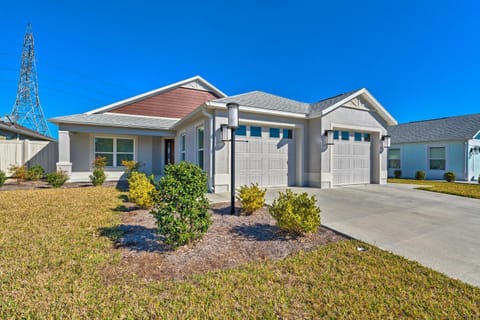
[332,138,371,186]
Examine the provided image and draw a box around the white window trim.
[180,132,186,161]
[91,135,136,169]
[427,145,447,171]
[196,126,205,168]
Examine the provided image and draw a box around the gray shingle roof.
[49,113,178,130]
[310,89,361,115]
[389,113,480,144]
[214,91,310,114]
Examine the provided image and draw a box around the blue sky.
[0,1,478,137]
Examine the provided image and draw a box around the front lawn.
[388,179,480,199]
[0,188,478,318]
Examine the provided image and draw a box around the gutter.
[202,108,215,192]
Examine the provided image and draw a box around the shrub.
[8,164,28,184]
[393,170,402,179]
[90,156,106,186]
[236,183,266,215]
[90,169,106,186]
[269,189,321,236]
[128,171,155,208]
[152,162,211,249]
[444,172,456,182]
[27,165,45,181]
[46,171,69,188]
[0,170,6,187]
[415,170,426,180]
[122,160,143,178]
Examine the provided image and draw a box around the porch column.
[56,130,72,174]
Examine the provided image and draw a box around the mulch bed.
[0,179,127,191]
[107,201,345,281]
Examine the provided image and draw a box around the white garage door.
[332,131,371,186]
[235,127,291,187]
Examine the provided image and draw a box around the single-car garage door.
[235,126,293,187]
[332,130,371,186]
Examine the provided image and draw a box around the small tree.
[90,156,107,186]
[152,162,211,249]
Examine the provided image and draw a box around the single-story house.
[50,75,397,192]
[388,113,480,181]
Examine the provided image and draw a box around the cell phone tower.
[10,23,51,137]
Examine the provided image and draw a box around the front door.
[165,139,174,165]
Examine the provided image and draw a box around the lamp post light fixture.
[382,135,391,149]
[226,102,239,214]
[325,129,335,145]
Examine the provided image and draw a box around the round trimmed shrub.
[27,165,45,181]
[237,183,266,215]
[269,189,321,236]
[415,170,426,180]
[152,162,211,249]
[46,171,69,188]
[443,172,456,182]
[128,171,155,208]
[393,170,402,179]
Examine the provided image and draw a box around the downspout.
[202,108,215,192]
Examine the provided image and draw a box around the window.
[269,128,280,138]
[388,148,401,169]
[180,134,186,161]
[197,127,204,169]
[236,125,247,136]
[341,131,349,141]
[354,132,362,141]
[250,126,262,137]
[364,133,371,142]
[333,130,339,140]
[94,137,134,167]
[429,147,445,170]
[283,129,293,139]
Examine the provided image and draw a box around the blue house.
[388,113,480,181]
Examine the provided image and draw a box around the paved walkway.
[209,184,480,287]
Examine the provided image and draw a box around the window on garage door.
[269,128,280,138]
[250,126,262,137]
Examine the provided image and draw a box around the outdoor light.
[226,102,240,214]
[382,135,391,148]
[220,124,230,142]
[325,129,334,145]
[227,102,239,129]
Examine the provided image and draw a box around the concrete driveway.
[210,184,480,286]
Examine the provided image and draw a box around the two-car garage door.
[332,131,371,186]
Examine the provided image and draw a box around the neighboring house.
[0,119,57,173]
[50,75,397,192]
[388,114,480,181]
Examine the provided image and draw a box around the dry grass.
[388,179,480,199]
[0,187,479,319]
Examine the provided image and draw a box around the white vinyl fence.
[0,140,58,174]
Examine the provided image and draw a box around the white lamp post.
[227,102,239,214]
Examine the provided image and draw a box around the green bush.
[90,169,106,186]
[9,164,28,184]
[415,170,426,180]
[269,189,321,236]
[393,170,402,179]
[90,156,107,186]
[0,170,6,187]
[128,171,155,208]
[236,183,266,215]
[27,165,45,181]
[152,162,211,249]
[46,171,69,188]
[443,172,456,182]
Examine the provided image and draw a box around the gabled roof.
[85,75,227,115]
[49,113,178,130]
[0,120,55,141]
[389,113,480,144]
[310,89,361,114]
[213,91,310,114]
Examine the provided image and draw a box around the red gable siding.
[110,87,219,118]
